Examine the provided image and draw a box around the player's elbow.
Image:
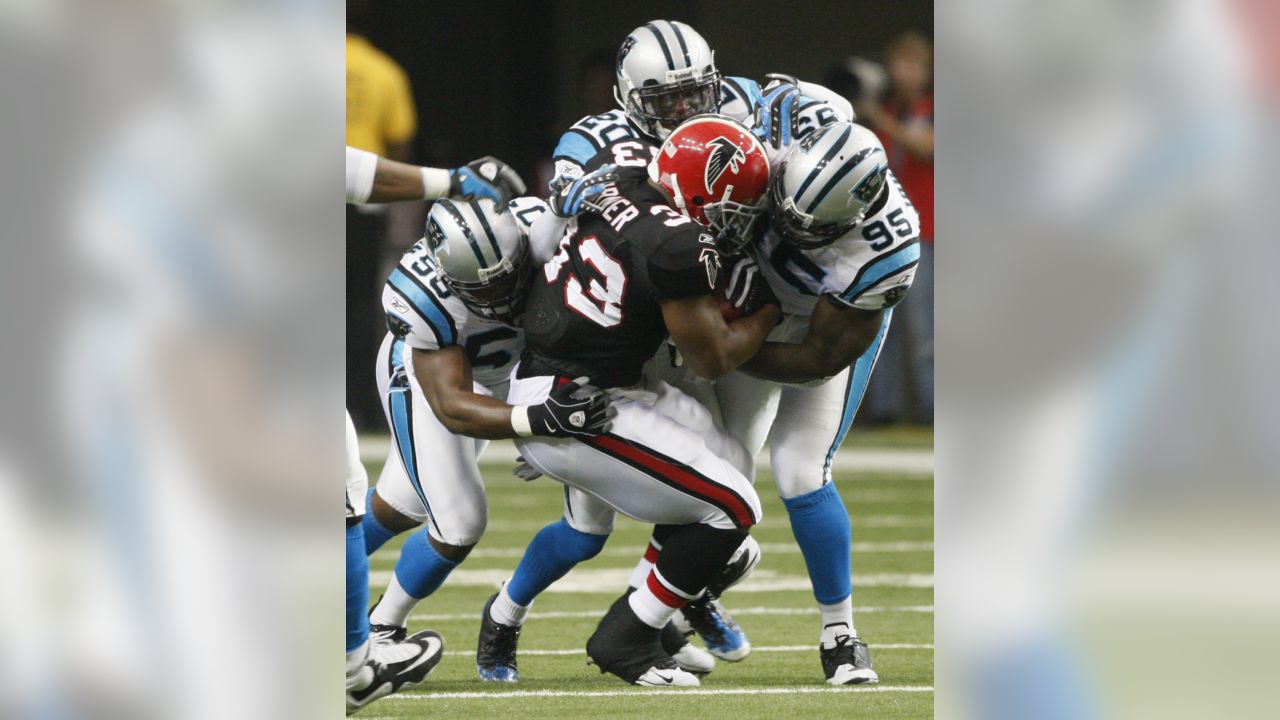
[432,393,474,435]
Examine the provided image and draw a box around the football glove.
[550,164,618,217]
[518,377,616,439]
[722,252,778,317]
[449,156,527,204]
[752,79,803,151]
[513,455,544,482]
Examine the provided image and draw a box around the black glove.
[723,252,778,316]
[522,376,615,438]
[449,156,527,204]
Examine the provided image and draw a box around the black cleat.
[476,593,521,682]
[820,632,879,685]
[346,629,444,715]
[368,623,406,646]
[586,595,699,687]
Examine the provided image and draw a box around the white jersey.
[381,197,548,389]
[550,76,847,185]
[757,172,921,317]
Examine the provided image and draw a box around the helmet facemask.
[768,163,884,249]
[438,245,532,325]
[705,197,768,253]
[623,73,722,140]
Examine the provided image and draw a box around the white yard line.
[440,643,933,657]
[389,685,934,700]
[359,436,933,474]
[463,541,932,559]
[410,605,934,622]
[369,568,933,591]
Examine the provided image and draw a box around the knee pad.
[707,534,761,596]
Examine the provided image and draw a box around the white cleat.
[634,666,701,687]
[671,643,717,675]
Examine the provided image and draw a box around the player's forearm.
[428,389,525,440]
[369,158,454,203]
[741,340,841,384]
[685,305,780,380]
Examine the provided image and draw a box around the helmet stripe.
[666,20,692,68]
[792,124,852,208]
[440,200,488,266]
[805,146,877,214]
[472,203,504,261]
[644,22,676,71]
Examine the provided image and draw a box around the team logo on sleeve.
[705,137,746,192]
[699,247,722,289]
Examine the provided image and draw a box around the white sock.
[627,538,662,590]
[818,597,856,648]
[628,569,690,629]
[489,582,532,627]
[345,640,370,687]
[369,576,417,627]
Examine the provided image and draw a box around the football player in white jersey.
[715,120,921,686]
[344,146,526,713]
[550,19,851,189]
[358,194,618,658]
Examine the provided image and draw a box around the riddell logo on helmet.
[705,137,746,192]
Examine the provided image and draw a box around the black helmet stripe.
[644,22,676,71]
[472,203,504,260]
[666,20,692,68]
[792,124,852,207]
[805,147,878,214]
[440,200,487,266]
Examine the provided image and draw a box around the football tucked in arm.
[715,253,777,322]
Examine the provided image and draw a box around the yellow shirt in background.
[346,34,417,157]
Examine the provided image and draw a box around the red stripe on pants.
[586,434,755,528]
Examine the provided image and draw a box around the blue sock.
[394,529,461,599]
[346,522,370,652]
[783,483,853,605]
[360,488,396,555]
[506,519,609,606]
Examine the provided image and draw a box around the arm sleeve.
[647,227,721,300]
[528,212,569,264]
[828,240,921,311]
[345,146,378,204]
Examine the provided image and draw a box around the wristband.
[510,405,534,438]
[421,167,452,200]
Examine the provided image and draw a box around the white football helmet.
[769,121,888,248]
[615,20,721,141]
[424,199,531,323]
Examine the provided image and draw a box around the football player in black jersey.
[503,116,779,686]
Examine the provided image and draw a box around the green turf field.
[360,427,933,719]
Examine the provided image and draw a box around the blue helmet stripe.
[793,124,852,208]
[644,23,676,71]
[666,20,692,68]
[471,203,503,260]
[804,146,876,214]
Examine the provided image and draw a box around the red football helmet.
[648,115,771,251]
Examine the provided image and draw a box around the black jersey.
[520,164,723,388]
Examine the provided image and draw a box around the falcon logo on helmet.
[704,137,746,193]
[649,115,770,253]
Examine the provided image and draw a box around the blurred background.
[345,0,935,430]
